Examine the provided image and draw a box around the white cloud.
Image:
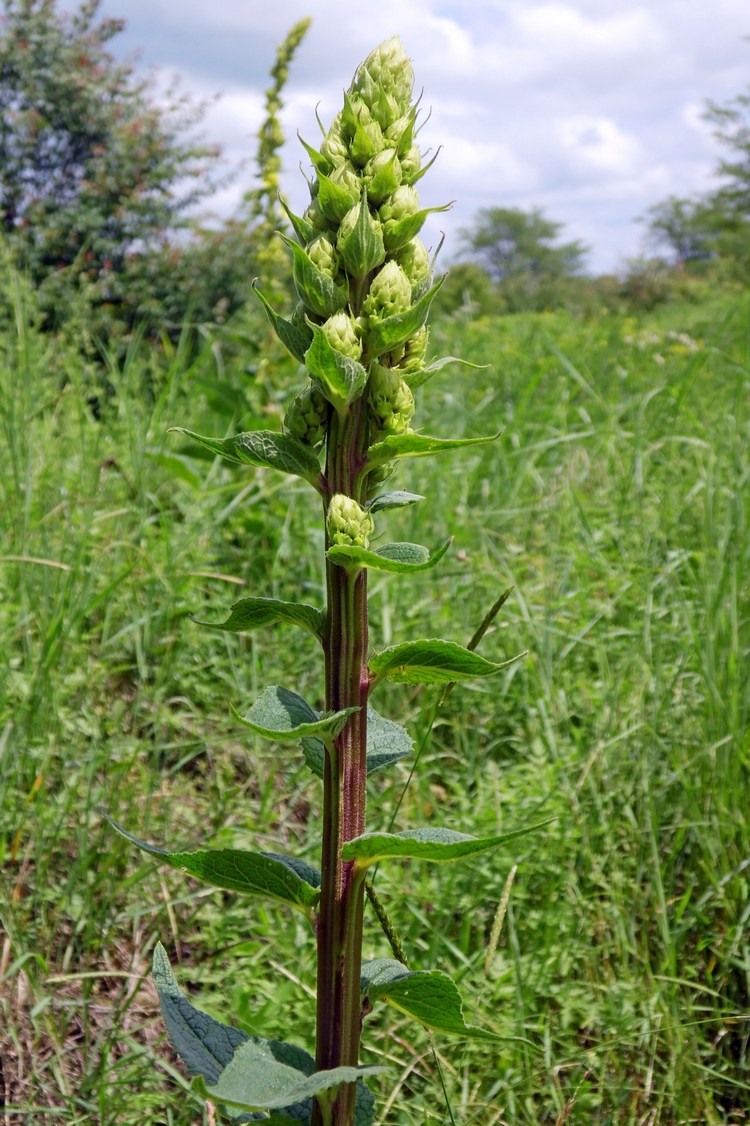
[559,116,645,177]
[513,3,663,56]
[98,0,750,273]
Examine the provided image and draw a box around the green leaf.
[152,941,250,1088]
[191,597,324,640]
[360,959,498,1041]
[366,490,425,512]
[252,282,312,364]
[337,190,386,277]
[302,706,413,779]
[404,354,489,391]
[197,1041,384,1113]
[368,429,502,469]
[370,638,522,685]
[382,202,453,252]
[366,278,443,359]
[152,945,376,1124]
[341,822,554,868]
[327,538,451,574]
[234,685,359,743]
[105,818,320,913]
[296,133,331,175]
[279,197,315,245]
[304,323,369,411]
[171,428,322,489]
[279,234,348,318]
[317,170,359,224]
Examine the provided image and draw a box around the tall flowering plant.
[111,37,538,1126]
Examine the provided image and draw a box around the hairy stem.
[314,402,370,1126]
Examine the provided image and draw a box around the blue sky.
[98,0,750,274]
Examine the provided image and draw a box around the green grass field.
[1,276,748,1124]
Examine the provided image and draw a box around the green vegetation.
[1,242,748,1120]
[1,8,749,1123]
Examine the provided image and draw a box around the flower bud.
[284,383,329,449]
[399,144,421,183]
[396,237,430,287]
[359,38,413,110]
[327,494,374,549]
[336,201,386,277]
[321,113,348,166]
[303,197,331,232]
[362,261,412,322]
[364,148,402,205]
[321,311,362,360]
[306,232,339,277]
[329,161,361,205]
[368,363,415,435]
[379,185,420,226]
[290,301,312,329]
[397,325,429,374]
[385,114,415,155]
[350,118,386,167]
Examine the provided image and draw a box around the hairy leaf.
[279,197,314,245]
[191,597,324,640]
[368,430,502,469]
[279,233,348,318]
[370,638,522,685]
[302,706,413,780]
[316,170,358,223]
[327,538,450,574]
[171,428,322,488]
[366,490,425,512]
[366,279,443,358]
[382,203,453,253]
[152,942,250,1087]
[342,822,553,868]
[304,323,369,410]
[252,282,312,364]
[360,959,498,1040]
[234,685,359,743]
[197,1043,384,1113]
[337,189,386,277]
[404,354,488,391]
[106,819,320,912]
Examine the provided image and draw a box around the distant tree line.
[0,0,308,343]
[2,0,748,341]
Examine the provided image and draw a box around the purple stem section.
[313,401,370,1126]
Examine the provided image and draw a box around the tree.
[458,206,588,284]
[0,0,222,327]
[642,195,719,266]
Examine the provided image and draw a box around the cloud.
[559,116,645,178]
[100,0,750,273]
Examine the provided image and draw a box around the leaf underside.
[171,427,322,489]
[105,818,319,912]
[191,597,324,639]
[234,685,359,742]
[153,944,377,1123]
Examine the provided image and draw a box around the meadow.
[1,272,748,1124]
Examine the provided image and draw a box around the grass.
[1,269,748,1125]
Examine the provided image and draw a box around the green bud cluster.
[326,494,375,548]
[275,35,446,468]
[369,363,415,437]
[284,382,329,449]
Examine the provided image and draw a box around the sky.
[97,0,750,275]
